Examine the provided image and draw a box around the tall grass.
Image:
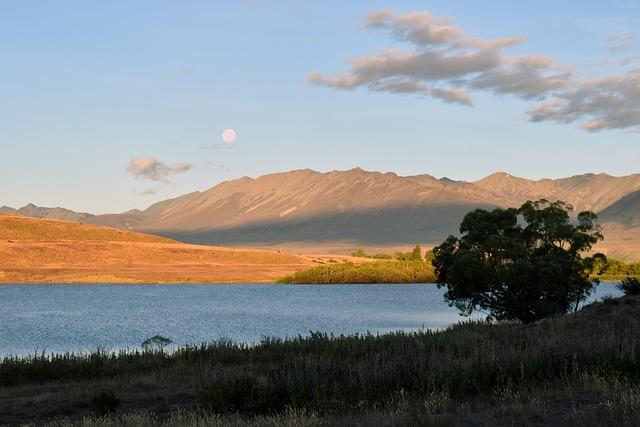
[278,261,437,284]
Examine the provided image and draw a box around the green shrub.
[279,261,436,284]
[141,335,173,352]
[351,249,369,258]
[618,277,640,296]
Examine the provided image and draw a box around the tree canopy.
[432,200,604,323]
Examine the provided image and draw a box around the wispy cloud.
[309,9,640,132]
[528,74,640,132]
[309,10,563,104]
[604,32,637,52]
[127,157,192,182]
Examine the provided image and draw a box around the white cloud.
[430,87,474,106]
[528,74,640,132]
[469,56,571,100]
[127,157,193,182]
[309,10,560,107]
[363,10,524,50]
[309,9,640,132]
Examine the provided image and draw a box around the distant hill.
[0,203,94,222]
[5,168,640,260]
[0,213,173,243]
[85,168,503,246]
[474,172,640,213]
[80,168,640,258]
[0,214,312,283]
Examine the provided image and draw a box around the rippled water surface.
[0,283,622,356]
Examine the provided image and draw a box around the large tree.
[432,200,604,323]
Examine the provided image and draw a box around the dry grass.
[0,214,174,243]
[0,215,312,284]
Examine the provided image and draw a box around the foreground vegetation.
[1,295,639,425]
[278,260,437,284]
[597,257,640,280]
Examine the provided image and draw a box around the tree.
[351,248,368,258]
[410,243,423,261]
[395,244,423,261]
[432,200,604,323]
[618,277,640,296]
[141,335,173,352]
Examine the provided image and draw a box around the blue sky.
[1,1,639,213]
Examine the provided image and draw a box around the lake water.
[0,283,622,356]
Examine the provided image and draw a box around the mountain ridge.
[4,168,640,260]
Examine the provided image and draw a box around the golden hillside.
[0,214,175,243]
[0,214,312,284]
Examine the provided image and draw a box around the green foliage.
[279,261,436,284]
[411,243,423,261]
[424,249,435,264]
[394,244,424,261]
[394,251,412,261]
[598,258,640,278]
[351,248,368,258]
[91,391,120,416]
[351,249,394,259]
[618,277,640,296]
[141,335,173,352]
[433,199,605,323]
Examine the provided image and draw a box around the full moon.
[221,128,237,143]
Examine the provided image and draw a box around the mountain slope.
[6,168,640,260]
[599,190,640,228]
[0,203,94,222]
[88,168,504,245]
[83,169,640,250]
[0,213,174,243]
[474,172,640,212]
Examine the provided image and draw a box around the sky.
[1,0,639,214]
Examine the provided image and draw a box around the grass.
[1,295,639,425]
[278,260,437,284]
[0,214,313,283]
[0,214,174,243]
[31,384,640,426]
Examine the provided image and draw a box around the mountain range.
[4,168,640,259]
[0,203,94,222]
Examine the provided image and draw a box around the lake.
[0,283,623,356]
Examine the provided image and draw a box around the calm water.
[0,283,622,356]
